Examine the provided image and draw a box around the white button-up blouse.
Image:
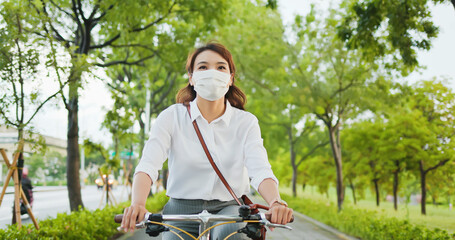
[135,99,278,201]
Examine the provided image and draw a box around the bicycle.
[115,205,293,240]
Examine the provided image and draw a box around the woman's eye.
[218,66,226,70]
[198,66,207,70]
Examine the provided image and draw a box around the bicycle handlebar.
[115,211,294,231]
[115,213,293,224]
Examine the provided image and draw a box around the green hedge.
[0,191,169,239]
[282,194,455,240]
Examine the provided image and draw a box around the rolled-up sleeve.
[244,116,278,190]
[134,105,174,183]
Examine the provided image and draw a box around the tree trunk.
[420,161,426,215]
[328,127,344,211]
[349,179,357,205]
[291,167,297,197]
[373,179,380,207]
[12,150,24,225]
[114,135,119,158]
[393,168,399,211]
[138,116,145,159]
[290,144,297,197]
[287,127,298,197]
[66,80,84,211]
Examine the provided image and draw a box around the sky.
[29,0,455,146]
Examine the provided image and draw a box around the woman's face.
[189,50,233,86]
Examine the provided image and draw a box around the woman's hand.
[267,202,293,226]
[121,203,148,232]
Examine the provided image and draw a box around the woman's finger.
[270,206,279,224]
[286,208,294,224]
[122,207,131,232]
[278,206,287,225]
[129,207,138,231]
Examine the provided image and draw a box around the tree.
[0,2,62,141]
[105,58,182,158]
[381,109,422,211]
[426,165,455,206]
[83,139,120,182]
[0,4,63,224]
[258,103,329,197]
[101,94,136,163]
[286,7,382,211]
[22,0,226,211]
[343,120,387,207]
[304,153,336,198]
[411,80,455,215]
[338,0,454,73]
[219,0,332,197]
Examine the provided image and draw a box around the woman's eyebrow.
[196,61,227,65]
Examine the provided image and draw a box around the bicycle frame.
[116,210,292,240]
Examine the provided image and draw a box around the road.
[0,185,130,229]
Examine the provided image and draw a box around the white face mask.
[191,69,231,101]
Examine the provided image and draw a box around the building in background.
[0,125,66,183]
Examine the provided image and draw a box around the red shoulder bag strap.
[185,104,243,206]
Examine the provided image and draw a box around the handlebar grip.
[115,214,123,223]
[264,213,294,223]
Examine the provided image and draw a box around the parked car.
[95,174,117,190]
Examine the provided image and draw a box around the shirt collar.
[189,99,233,127]
[189,99,202,122]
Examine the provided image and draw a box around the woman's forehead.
[195,50,228,64]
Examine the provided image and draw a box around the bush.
[0,191,169,239]
[282,194,455,240]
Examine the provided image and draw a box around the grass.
[280,184,455,234]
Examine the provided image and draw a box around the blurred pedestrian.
[20,167,34,214]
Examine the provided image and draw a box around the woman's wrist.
[268,198,288,207]
[131,202,146,207]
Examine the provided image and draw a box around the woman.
[121,42,293,239]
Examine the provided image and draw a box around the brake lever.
[259,213,292,230]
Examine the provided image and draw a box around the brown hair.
[175,42,247,110]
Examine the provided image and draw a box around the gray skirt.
[161,198,249,240]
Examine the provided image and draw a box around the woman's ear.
[188,72,194,86]
[229,73,234,86]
